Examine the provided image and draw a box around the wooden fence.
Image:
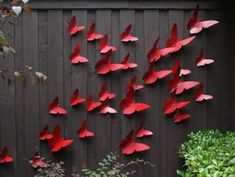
[0,0,234,176]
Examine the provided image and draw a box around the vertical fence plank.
[142,9,159,177]
[0,13,16,177]
[70,9,88,174]
[95,9,112,163]
[23,11,39,177]
[183,10,207,132]
[206,10,230,131]
[38,10,49,163]
[47,10,65,163]
[159,9,169,177]
[63,10,72,176]
[110,10,121,152]
[14,14,26,177]
[229,12,235,131]
[86,10,97,169]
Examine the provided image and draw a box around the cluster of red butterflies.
[0,5,219,163]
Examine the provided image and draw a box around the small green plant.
[34,160,65,177]
[78,152,156,177]
[177,130,235,177]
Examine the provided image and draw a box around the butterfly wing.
[176,81,200,95]
[173,112,191,123]
[39,125,53,140]
[190,20,219,34]
[0,147,13,164]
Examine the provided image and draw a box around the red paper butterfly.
[196,48,214,67]
[49,97,67,115]
[121,24,138,42]
[175,81,200,95]
[166,23,196,53]
[136,123,153,138]
[39,125,53,140]
[173,111,191,123]
[147,36,174,63]
[0,147,13,164]
[70,89,86,106]
[77,121,94,139]
[142,65,172,85]
[194,83,213,102]
[98,82,116,101]
[168,67,200,95]
[95,50,124,74]
[120,53,138,70]
[67,16,85,36]
[187,4,219,34]
[70,44,88,64]
[172,58,191,76]
[98,35,117,53]
[125,76,144,91]
[99,98,117,114]
[86,22,103,41]
[86,94,101,112]
[120,88,150,115]
[163,92,191,115]
[48,125,74,152]
[119,130,150,155]
[30,151,47,168]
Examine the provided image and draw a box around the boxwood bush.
[177,130,235,177]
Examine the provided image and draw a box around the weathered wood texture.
[0,1,234,177]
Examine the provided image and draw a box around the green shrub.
[177,130,235,177]
[78,152,156,177]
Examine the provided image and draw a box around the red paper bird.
[95,50,124,74]
[187,4,219,34]
[70,89,86,106]
[121,24,138,42]
[77,121,94,139]
[119,130,150,155]
[166,23,196,53]
[136,123,153,138]
[163,92,191,115]
[98,35,117,53]
[120,53,138,70]
[39,125,53,140]
[173,111,191,123]
[49,97,67,115]
[30,151,47,168]
[120,88,150,115]
[48,125,74,152]
[99,99,117,114]
[67,16,85,36]
[147,37,174,63]
[172,58,191,76]
[142,65,172,85]
[86,22,103,41]
[125,76,144,91]
[86,94,101,112]
[0,147,13,164]
[70,44,88,64]
[98,82,115,101]
[194,83,213,102]
[196,48,214,67]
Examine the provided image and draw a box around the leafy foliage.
[0,65,47,86]
[177,130,235,177]
[0,0,31,55]
[34,160,65,177]
[75,152,156,177]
